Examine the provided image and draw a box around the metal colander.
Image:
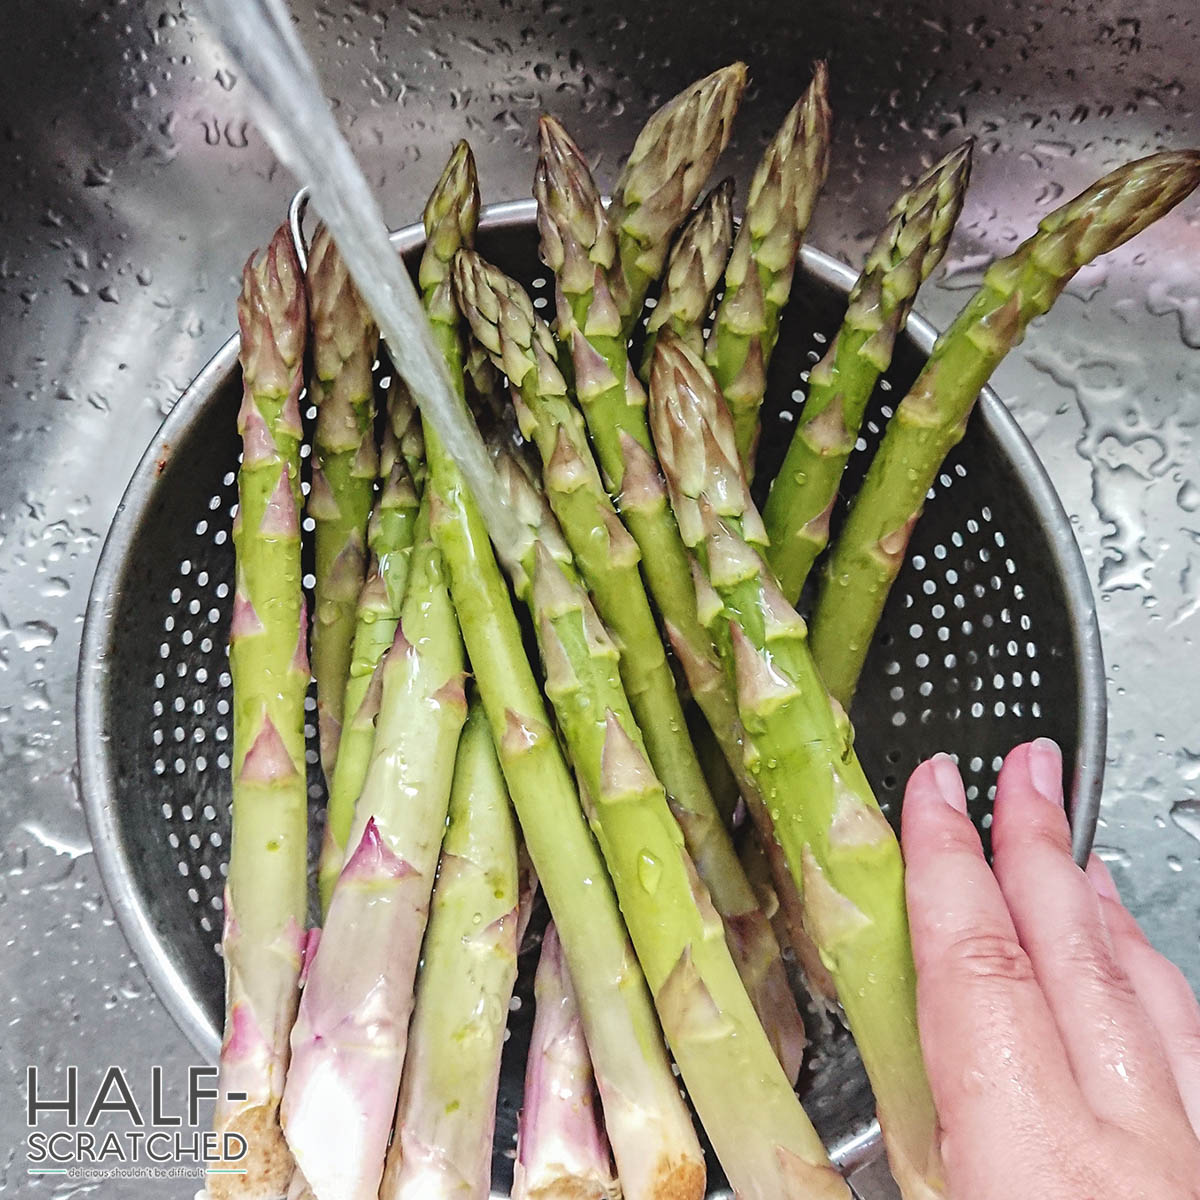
[77,199,1106,1190]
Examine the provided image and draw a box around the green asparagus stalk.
[762,142,973,601]
[535,116,751,834]
[379,699,521,1200]
[306,225,380,778]
[609,64,748,327]
[317,379,423,913]
[454,248,806,1081]
[650,332,942,1198]
[282,510,469,1200]
[705,64,832,477]
[493,448,847,1200]
[639,178,735,375]
[422,140,706,1200]
[512,923,619,1200]
[537,116,828,1008]
[211,224,309,1198]
[811,149,1200,706]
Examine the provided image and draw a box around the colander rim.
[76,197,1106,1077]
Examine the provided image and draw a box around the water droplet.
[83,162,113,187]
[637,850,662,895]
[6,620,58,651]
[1094,844,1133,870]
[1178,482,1199,513]
[1169,799,1200,845]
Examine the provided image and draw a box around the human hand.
[902,739,1200,1199]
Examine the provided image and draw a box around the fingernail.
[1026,737,1063,805]
[1087,856,1120,902]
[929,753,968,814]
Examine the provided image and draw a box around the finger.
[991,740,1187,1137]
[902,755,1088,1189]
[1089,856,1200,1139]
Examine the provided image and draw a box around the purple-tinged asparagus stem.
[380,701,521,1200]
[513,924,619,1200]
[281,517,468,1200]
[210,224,309,1200]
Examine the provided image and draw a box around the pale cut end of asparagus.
[211,222,309,1200]
[612,63,748,314]
[640,178,735,373]
[513,923,620,1200]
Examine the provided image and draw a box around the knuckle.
[994,809,1073,862]
[943,931,1036,985]
[1055,930,1138,1001]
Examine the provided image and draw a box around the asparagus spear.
[379,700,521,1200]
[639,178,735,375]
[316,379,423,913]
[705,64,832,477]
[762,142,973,601]
[649,333,942,1199]
[535,116,750,840]
[305,226,380,779]
[454,248,806,1081]
[609,63,748,328]
[493,448,847,1200]
[211,225,309,1199]
[281,512,469,1200]
[513,923,620,1200]
[537,118,828,1009]
[811,149,1200,706]
[390,371,427,489]
[422,140,706,1200]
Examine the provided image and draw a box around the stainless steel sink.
[2,2,1197,1197]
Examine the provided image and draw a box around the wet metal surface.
[1,1,1198,1196]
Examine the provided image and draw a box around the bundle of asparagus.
[210,53,1200,1200]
